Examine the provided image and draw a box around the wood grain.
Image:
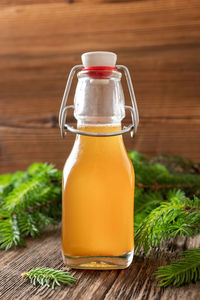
[0,229,199,300]
[1,116,200,173]
[0,0,200,174]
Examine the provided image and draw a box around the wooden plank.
[0,230,199,300]
[0,44,200,120]
[0,0,65,5]
[0,1,200,162]
[0,0,133,5]
[1,1,200,56]
[0,0,199,167]
[0,0,199,142]
[1,1,200,44]
[0,4,199,132]
[0,117,199,174]
[0,0,104,5]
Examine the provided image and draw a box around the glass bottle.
[59,52,139,269]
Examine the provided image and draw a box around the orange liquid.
[62,125,134,257]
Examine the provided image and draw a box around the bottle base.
[62,250,134,270]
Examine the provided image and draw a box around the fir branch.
[0,174,14,197]
[18,213,40,238]
[149,154,200,174]
[21,267,77,289]
[17,210,58,240]
[0,215,24,250]
[28,163,62,182]
[134,188,163,215]
[155,249,200,287]
[136,180,200,191]
[19,198,61,214]
[135,190,200,253]
[129,151,200,194]
[2,179,49,213]
[0,171,27,203]
[2,178,60,213]
[134,188,164,231]
[0,162,62,250]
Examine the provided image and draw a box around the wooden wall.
[0,0,200,173]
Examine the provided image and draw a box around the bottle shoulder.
[63,136,134,180]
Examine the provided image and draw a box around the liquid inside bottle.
[62,124,134,269]
[61,52,136,269]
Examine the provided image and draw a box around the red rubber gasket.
[82,66,117,71]
[82,66,117,78]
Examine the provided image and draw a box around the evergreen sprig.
[134,189,200,253]
[155,249,200,287]
[21,267,77,289]
[0,163,62,250]
[134,189,163,231]
[0,171,27,202]
[129,151,200,287]
[129,151,200,194]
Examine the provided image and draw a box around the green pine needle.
[3,179,49,213]
[135,190,200,253]
[134,188,163,231]
[129,151,200,193]
[155,249,200,287]
[0,163,62,250]
[21,267,77,289]
[0,171,27,203]
[0,215,24,250]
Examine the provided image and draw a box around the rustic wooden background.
[0,0,200,174]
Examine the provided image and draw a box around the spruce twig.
[0,163,62,250]
[21,267,77,289]
[136,180,200,191]
[129,151,200,195]
[155,249,200,287]
[135,190,200,253]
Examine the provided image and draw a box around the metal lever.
[59,65,83,128]
[116,65,139,133]
[60,105,135,138]
[59,65,139,138]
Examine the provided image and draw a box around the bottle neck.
[74,70,125,125]
[77,120,121,127]
[75,123,124,150]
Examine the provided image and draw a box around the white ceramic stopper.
[81,51,117,67]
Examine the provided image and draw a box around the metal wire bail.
[59,65,139,138]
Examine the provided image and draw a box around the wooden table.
[0,229,199,300]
